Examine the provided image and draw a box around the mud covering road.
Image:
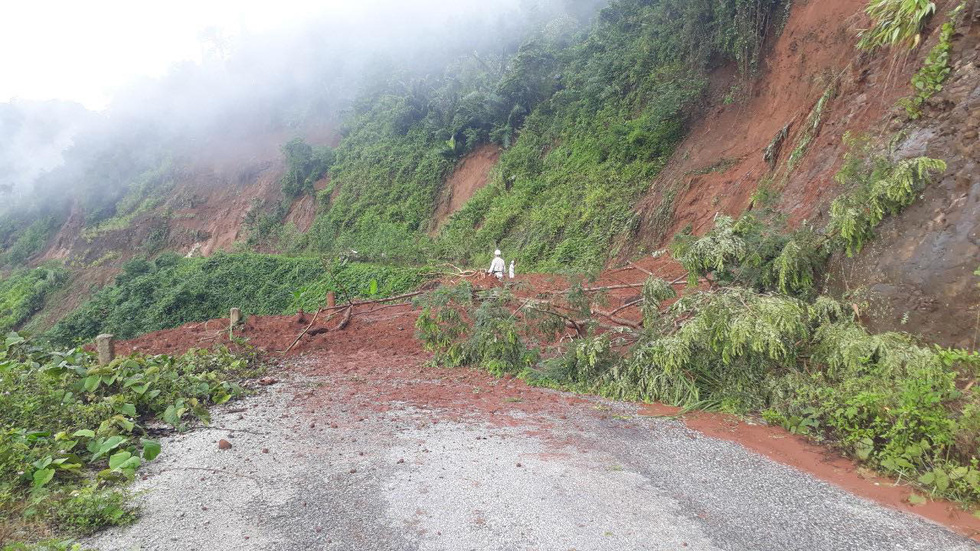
[87,352,977,551]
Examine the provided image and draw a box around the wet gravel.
[87,372,978,551]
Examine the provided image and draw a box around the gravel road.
[87,359,979,551]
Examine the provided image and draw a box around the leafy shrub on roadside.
[415,283,538,374]
[672,214,827,297]
[0,333,260,545]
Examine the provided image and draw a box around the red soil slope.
[634,0,913,246]
[431,144,501,232]
[633,0,978,347]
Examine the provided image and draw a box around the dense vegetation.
[0,266,67,335]
[305,0,791,271]
[0,334,261,547]
[47,253,427,345]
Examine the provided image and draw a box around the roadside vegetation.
[0,334,262,548]
[47,252,427,345]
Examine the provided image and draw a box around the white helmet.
[494,249,502,256]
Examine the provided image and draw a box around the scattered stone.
[349,468,357,474]
[516,462,523,467]
[258,377,278,386]
[397,458,405,464]
[315,527,322,533]
[218,439,232,450]
[262,448,269,454]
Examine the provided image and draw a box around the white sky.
[0,0,498,111]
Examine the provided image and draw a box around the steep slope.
[631,0,979,347]
[430,144,501,233]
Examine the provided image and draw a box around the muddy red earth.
[118,255,980,541]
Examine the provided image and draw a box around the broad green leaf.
[119,403,137,417]
[73,429,96,438]
[854,437,874,461]
[83,375,100,392]
[109,451,132,470]
[908,493,927,505]
[142,439,161,461]
[32,468,55,488]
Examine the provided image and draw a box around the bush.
[0,333,260,544]
[672,214,827,297]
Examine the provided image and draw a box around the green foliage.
[858,0,937,51]
[0,218,60,268]
[48,253,426,344]
[899,7,961,119]
[280,138,335,199]
[672,214,828,297]
[827,135,946,255]
[0,266,67,334]
[414,283,538,374]
[416,276,980,502]
[79,161,174,240]
[771,329,980,501]
[308,0,789,272]
[0,333,259,544]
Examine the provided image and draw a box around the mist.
[0,0,605,210]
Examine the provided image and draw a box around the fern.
[673,215,746,285]
[829,154,946,255]
[640,277,677,326]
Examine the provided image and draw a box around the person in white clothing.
[508,260,515,279]
[488,249,506,280]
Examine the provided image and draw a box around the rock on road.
[88,354,977,551]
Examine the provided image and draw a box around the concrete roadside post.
[327,291,336,308]
[230,308,241,340]
[96,334,115,365]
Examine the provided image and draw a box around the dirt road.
[88,349,978,551]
